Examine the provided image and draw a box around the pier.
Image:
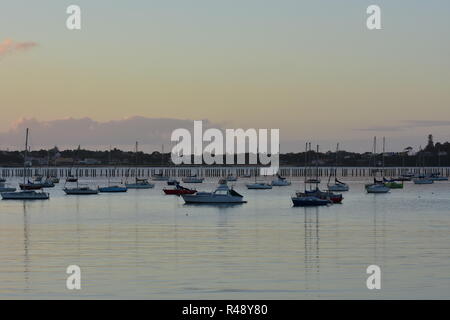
[1,166,450,179]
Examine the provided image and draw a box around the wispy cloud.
[0,39,38,58]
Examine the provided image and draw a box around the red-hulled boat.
[299,188,343,204]
[20,181,44,190]
[163,184,196,195]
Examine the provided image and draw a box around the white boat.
[182,183,246,204]
[125,178,154,189]
[64,186,99,195]
[182,175,204,183]
[2,190,49,200]
[366,184,390,193]
[413,178,434,185]
[271,174,291,186]
[246,182,272,190]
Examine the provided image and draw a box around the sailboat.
[327,143,350,192]
[151,144,170,181]
[2,128,49,200]
[98,147,128,193]
[292,143,331,206]
[125,142,154,189]
[366,137,390,194]
[413,151,433,184]
[246,168,272,189]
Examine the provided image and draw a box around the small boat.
[64,186,99,195]
[302,188,343,204]
[383,178,403,189]
[151,173,170,181]
[182,183,246,204]
[0,178,6,183]
[395,176,411,182]
[66,177,78,183]
[163,184,196,195]
[291,194,330,207]
[125,178,154,189]
[305,178,321,184]
[20,181,44,190]
[2,190,49,200]
[42,179,55,188]
[366,183,390,193]
[327,178,349,192]
[167,179,179,185]
[413,178,434,185]
[429,174,448,181]
[246,182,272,190]
[182,175,204,183]
[34,175,43,182]
[271,174,291,186]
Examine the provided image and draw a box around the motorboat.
[163,184,196,195]
[2,190,49,200]
[413,178,434,185]
[64,186,99,195]
[271,174,291,186]
[246,182,272,190]
[291,194,330,207]
[327,178,349,192]
[182,175,204,183]
[125,178,154,189]
[301,188,343,204]
[182,183,246,204]
[20,180,44,190]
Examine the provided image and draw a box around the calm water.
[0,177,449,299]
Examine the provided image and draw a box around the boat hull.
[163,189,196,195]
[64,188,99,195]
[182,178,205,183]
[182,194,246,204]
[246,183,272,189]
[125,183,154,189]
[292,196,329,207]
[413,179,434,185]
[327,184,349,192]
[98,186,128,193]
[1,191,49,200]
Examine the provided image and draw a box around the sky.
[1,0,450,153]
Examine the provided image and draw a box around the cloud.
[0,39,38,58]
[0,116,222,152]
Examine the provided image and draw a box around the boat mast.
[23,128,29,185]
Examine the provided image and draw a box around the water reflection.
[303,207,320,291]
[22,202,30,291]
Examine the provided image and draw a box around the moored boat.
[182,175,204,183]
[163,184,196,195]
[413,178,434,185]
[125,178,154,189]
[327,178,349,192]
[301,188,343,204]
[64,186,99,195]
[2,190,49,200]
[366,183,390,193]
[246,182,272,190]
[291,194,330,207]
[182,183,246,204]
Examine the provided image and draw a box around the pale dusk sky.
[1,1,450,152]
